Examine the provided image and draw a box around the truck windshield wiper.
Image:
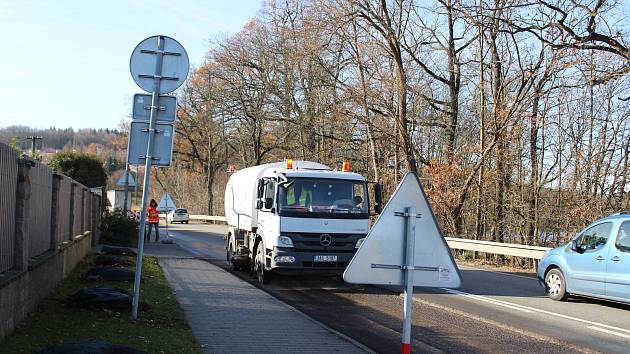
[277,173,293,189]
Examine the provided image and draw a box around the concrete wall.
[0,232,92,340]
[0,142,102,341]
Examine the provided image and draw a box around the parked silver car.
[537,212,630,304]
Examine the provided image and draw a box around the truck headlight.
[355,238,365,249]
[274,256,295,263]
[278,236,294,247]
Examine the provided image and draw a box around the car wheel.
[185,221,189,224]
[545,268,568,301]
[170,220,173,224]
[255,243,271,284]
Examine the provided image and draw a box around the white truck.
[224,160,382,283]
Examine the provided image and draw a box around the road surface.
[162,222,630,353]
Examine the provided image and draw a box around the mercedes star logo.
[320,234,332,247]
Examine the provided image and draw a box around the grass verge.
[0,255,202,354]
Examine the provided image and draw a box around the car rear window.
[175,209,187,213]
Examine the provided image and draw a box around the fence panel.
[0,144,18,273]
[90,194,101,244]
[83,189,91,231]
[28,163,53,257]
[55,175,73,242]
[72,183,83,237]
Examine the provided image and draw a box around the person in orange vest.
[145,199,160,242]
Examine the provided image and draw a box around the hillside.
[0,125,129,188]
[0,125,122,152]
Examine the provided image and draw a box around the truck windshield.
[278,178,369,219]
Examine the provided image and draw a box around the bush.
[49,151,107,187]
[100,209,139,246]
[462,251,475,261]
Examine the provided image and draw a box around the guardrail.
[189,215,227,223]
[185,214,551,262]
[444,237,551,260]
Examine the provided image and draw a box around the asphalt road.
[163,222,630,353]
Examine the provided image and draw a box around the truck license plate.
[314,255,337,262]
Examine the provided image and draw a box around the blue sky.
[0,0,261,130]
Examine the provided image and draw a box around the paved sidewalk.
[159,258,368,354]
[142,241,195,258]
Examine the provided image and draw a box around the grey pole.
[135,165,139,207]
[132,36,166,320]
[401,206,417,354]
[123,162,130,213]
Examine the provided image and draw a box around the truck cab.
[225,160,378,283]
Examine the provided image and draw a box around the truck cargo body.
[224,161,371,282]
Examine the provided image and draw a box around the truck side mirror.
[257,180,265,199]
[373,183,383,214]
[264,198,273,210]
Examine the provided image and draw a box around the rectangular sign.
[132,94,177,122]
[127,121,175,167]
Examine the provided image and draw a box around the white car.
[167,208,189,224]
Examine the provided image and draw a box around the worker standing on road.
[145,199,160,242]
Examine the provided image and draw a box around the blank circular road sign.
[129,35,189,94]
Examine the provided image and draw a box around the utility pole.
[25,136,43,157]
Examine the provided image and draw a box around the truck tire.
[226,241,240,271]
[255,243,271,284]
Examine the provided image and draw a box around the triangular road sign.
[116,171,137,187]
[157,192,176,212]
[344,172,462,288]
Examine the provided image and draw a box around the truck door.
[257,178,278,240]
[605,220,630,301]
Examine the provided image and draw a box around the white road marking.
[440,288,630,336]
[436,289,532,313]
[587,326,630,339]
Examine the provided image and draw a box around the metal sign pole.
[401,206,417,354]
[123,162,130,213]
[132,36,166,320]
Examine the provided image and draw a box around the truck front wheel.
[255,244,272,284]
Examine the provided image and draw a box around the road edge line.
[442,288,630,335]
[407,294,591,354]
[587,326,630,339]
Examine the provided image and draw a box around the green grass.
[0,255,202,354]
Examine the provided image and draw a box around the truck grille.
[284,232,365,252]
[302,261,348,268]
